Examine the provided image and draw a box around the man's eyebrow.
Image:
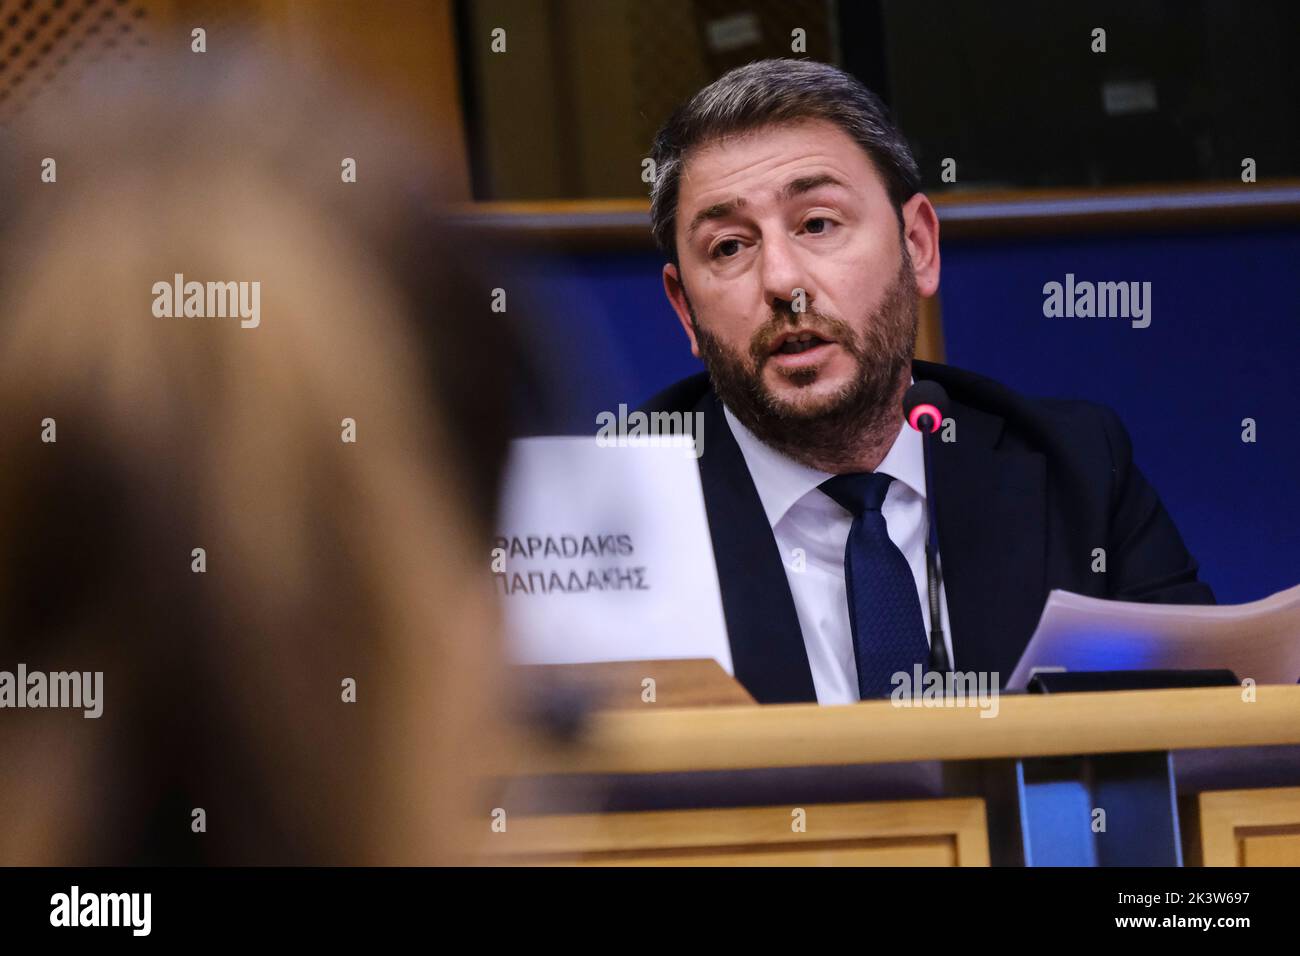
[780,173,847,200]
[684,175,846,239]
[687,198,746,239]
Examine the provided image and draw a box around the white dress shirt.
[723,404,954,705]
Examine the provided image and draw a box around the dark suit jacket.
[641,360,1215,703]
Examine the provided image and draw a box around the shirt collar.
[722,383,927,529]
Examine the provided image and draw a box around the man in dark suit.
[641,59,1214,704]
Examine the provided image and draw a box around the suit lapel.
[927,397,1047,680]
[690,376,1048,699]
[695,392,817,703]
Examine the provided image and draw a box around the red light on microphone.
[908,403,942,433]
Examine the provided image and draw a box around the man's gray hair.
[649,59,921,263]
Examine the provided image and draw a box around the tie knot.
[820,472,894,516]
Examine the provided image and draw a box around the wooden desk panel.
[484,797,989,867]
[1195,787,1300,867]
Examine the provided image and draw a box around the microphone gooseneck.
[902,382,952,675]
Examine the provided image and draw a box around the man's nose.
[759,232,810,318]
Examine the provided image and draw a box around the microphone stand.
[919,415,952,675]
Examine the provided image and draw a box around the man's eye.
[804,217,832,235]
[711,239,742,259]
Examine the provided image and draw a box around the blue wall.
[512,227,1300,605]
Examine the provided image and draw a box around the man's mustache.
[749,308,858,365]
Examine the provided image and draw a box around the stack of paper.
[1008,583,1300,689]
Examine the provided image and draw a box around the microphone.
[903,381,952,675]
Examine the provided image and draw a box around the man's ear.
[663,262,701,358]
[900,193,941,298]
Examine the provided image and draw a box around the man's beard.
[689,254,919,471]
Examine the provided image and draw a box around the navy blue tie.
[820,473,931,700]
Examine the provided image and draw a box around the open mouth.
[771,331,832,355]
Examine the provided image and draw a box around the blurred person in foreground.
[0,48,513,864]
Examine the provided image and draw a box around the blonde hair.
[0,49,506,864]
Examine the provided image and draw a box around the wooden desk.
[488,663,1300,866]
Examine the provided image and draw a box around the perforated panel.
[0,0,151,123]
[626,0,837,155]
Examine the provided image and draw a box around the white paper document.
[494,437,733,673]
[1008,583,1300,689]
